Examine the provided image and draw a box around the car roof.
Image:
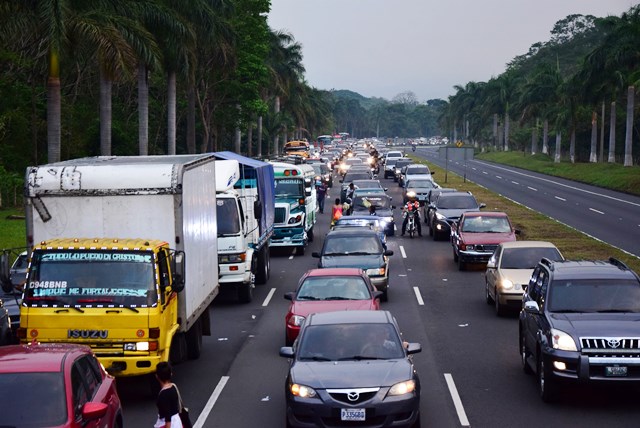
[463,211,507,218]
[543,259,639,281]
[500,241,558,249]
[326,228,380,238]
[308,310,394,326]
[0,343,90,373]
[305,268,365,277]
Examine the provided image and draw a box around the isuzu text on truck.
[0,155,220,378]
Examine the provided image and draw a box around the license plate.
[605,366,627,377]
[341,408,366,421]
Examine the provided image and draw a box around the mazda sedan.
[0,343,123,427]
[280,310,421,428]
[284,268,382,345]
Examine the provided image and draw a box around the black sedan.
[349,194,396,236]
[280,310,422,428]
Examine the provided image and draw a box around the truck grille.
[275,207,287,225]
[581,337,640,357]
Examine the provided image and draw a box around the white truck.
[214,152,275,303]
[2,154,220,377]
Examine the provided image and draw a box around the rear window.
[500,247,562,269]
[0,372,67,427]
[324,235,382,255]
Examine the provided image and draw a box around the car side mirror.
[486,260,496,269]
[279,346,295,358]
[311,252,320,258]
[372,290,384,300]
[254,200,263,220]
[384,250,394,256]
[431,171,436,175]
[383,188,388,191]
[524,300,540,314]
[479,203,486,209]
[406,342,422,355]
[514,229,521,235]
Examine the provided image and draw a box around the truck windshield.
[24,250,158,307]
[275,179,304,198]
[216,198,241,236]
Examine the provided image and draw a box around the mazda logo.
[608,339,621,348]
[347,391,360,401]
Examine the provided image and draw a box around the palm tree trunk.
[247,119,253,157]
[624,85,634,166]
[138,64,149,156]
[589,111,597,163]
[569,127,576,163]
[531,119,538,155]
[257,116,263,158]
[234,127,241,153]
[187,86,196,154]
[599,101,605,162]
[608,101,616,163]
[504,114,510,151]
[492,114,498,150]
[554,132,561,163]
[47,53,61,163]
[99,69,112,156]
[542,119,549,154]
[273,96,281,156]
[167,72,177,155]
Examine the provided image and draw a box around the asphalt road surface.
[116,168,640,428]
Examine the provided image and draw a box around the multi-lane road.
[117,162,640,427]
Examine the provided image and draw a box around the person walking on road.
[154,362,183,428]
[316,180,328,213]
[331,198,343,226]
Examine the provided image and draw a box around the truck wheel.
[255,246,270,285]
[170,333,187,364]
[238,282,253,303]
[186,318,203,359]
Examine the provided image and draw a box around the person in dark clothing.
[316,180,328,213]
[154,362,183,428]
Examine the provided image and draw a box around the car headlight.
[290,383,317,398]
[551,328,577,351]
[366,267,386,276]
[219,253,247,263]
[463,244,474,251]
[500,279,514,290]
[388,380,416,396]
[124,342,150,351]
[435,212,446,220]
[288,315,305,327]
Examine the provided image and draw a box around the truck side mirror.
[254,200,263,220]
[0,253,12,293]
[172,250,186,292]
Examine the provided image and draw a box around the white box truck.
[1,154,220,377]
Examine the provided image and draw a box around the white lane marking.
[511,181,519,185]
[496,175,502,179]
[400,246,407,258]
[194,376,230,428]
[482,171,488,174]
[590,208,605,215]
[471,160,640,208]
[555,196,566,201]
[527,186,538,191]
[262,288,276,307]
[289,252,295,260]
[444,373,470,426]
[471,167,477,171]
[413,287,424,305]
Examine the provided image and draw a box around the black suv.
[519,257,640,402]
[427,191,484,241]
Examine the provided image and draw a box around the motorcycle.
[412,145,416,152]
[405,209,418,238]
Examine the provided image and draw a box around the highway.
[117,168,640,427]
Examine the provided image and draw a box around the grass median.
[409,155,640,273]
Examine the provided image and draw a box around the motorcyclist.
[401,192,422,237]
[412,145,416,152]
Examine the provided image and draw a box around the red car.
[284,268,382,345]
[451,211,520,271]
[0,343,123,427]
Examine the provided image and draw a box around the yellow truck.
[0,155,220,377]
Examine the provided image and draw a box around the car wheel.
[520,332,533,375]
[458,257,465,271]
[410,412,421,428]
[494,288,506,316]
[485,281,493,304]
[537,354,558,402]
[381,289,388,302]
[452,247,458,262]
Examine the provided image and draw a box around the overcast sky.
[267,0,636,102]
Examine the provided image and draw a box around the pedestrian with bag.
[331,198,343,227]
[154,362,192,428]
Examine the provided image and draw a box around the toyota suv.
[519,257,640,402]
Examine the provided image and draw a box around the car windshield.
[323,236,382,255]
[24,250,158,307]
[312,164,329,174]
[275,179,304,198]
[407,180,435,189]
[297,276,371,301]
[500,247,562,269]
[548,279,640,313]
[297,323,404,361]
[0,372,67,427]
[438,195,478,209]
[353,196,391,211]
[461,216,511,233]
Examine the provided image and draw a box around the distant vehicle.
[283,140,311,158]
[427,191,485,241]
[0,343,123,427]
[283,268,381,345]
[450,211,520,270]
[401,164,435,187]
[279,310,422,428]
[485,241,564,316]
[403,179,440,205]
